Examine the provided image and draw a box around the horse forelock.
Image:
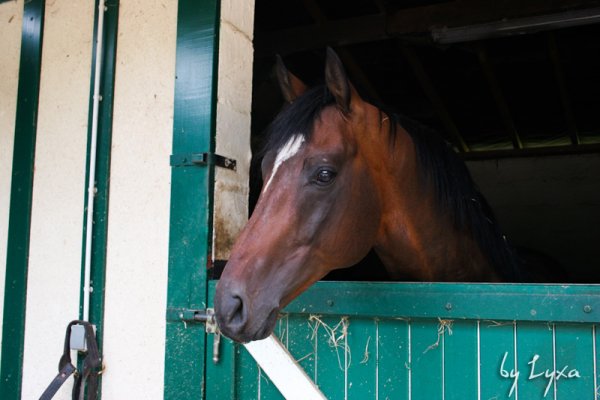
[259,86,335,159]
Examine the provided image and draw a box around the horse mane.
[393,115,521,281]
[260,85,521,281]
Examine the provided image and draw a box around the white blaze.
[263,134,305,192]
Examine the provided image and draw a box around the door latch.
[167,307,221,363]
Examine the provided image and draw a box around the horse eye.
[314,168,337,186]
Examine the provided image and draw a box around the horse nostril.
[227,295,245,325]
[217,292,247,331]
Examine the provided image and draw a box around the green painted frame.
[77,1,119,398]
[208,280,600,332]
[164,1,221,399]
[278,281,600,323]
[0,1,45,398]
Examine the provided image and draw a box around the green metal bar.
[164,1,220,399]
[77,1,119,398]
[0,0,45,398]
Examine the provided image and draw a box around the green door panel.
[207,281,600,399]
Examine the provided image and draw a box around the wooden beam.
[461,143,600,160]
[388,0,600,36]
[477,45,523,150]
[431,6,600,43]
[400,45,469,152]
[255,0,600,56]
[547,31,580,145]
[255,14,387,56]
[245,335,326,399]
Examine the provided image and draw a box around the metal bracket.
[170,152,236,171]
[167,307,221,363]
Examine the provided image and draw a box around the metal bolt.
[445,302,452,311]
[326,300,334,307]
[584,305,592,313]
[530,309,537,316]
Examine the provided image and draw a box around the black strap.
[39,363,77,400]
[40,321,101,400]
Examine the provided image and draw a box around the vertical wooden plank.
[346,318,377,399]
[377,318,409,400]
[286,315,317,383]
[205,336,236,399]
[314,315,348,399]
[236,345,260,400]
[516,322,554,399]
[411,319,444,399]
[592,324,600,400]
[480,321,516,399]
[444,320,479,400]
[555,324,595,399]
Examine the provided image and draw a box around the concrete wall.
[20,1,94,398]
[100,0,176,397]
[1,1,178,398]
[213,0,256,261]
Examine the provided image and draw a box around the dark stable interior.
[245,0,600,283]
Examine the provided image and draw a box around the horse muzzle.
[214,281,280,343]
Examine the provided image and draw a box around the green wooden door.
[164,1,220,399]
[206,281,600,399]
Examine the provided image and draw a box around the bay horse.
[215,48,520,343]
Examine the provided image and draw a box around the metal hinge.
[167,307,221,363]
[170,152,237,171]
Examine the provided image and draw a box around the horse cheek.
[331,179,381,267]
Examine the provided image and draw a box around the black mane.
[260,85,521,281]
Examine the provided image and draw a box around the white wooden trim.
[245,334,327,400]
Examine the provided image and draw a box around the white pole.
[83,0,106,322]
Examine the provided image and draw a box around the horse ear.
[325,47,352,114]
[275,55,307,103]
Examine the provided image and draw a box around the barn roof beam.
[255,0,600,57]
[300,0,383,103]
[400,44,469,153]
[477,45,523,150]
[547,32,580,146]
[431,6,600,43]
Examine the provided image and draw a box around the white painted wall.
[1,1,177,398]
[20,1,94,398]
[0,0,23,360]
[100,0,177,398]
[213,0,256,261]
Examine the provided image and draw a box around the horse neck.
[369,125,501,282]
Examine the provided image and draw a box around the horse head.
[214,49,389,342]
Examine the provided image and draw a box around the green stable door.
[163,2,600,399]
[205,281,600,400]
